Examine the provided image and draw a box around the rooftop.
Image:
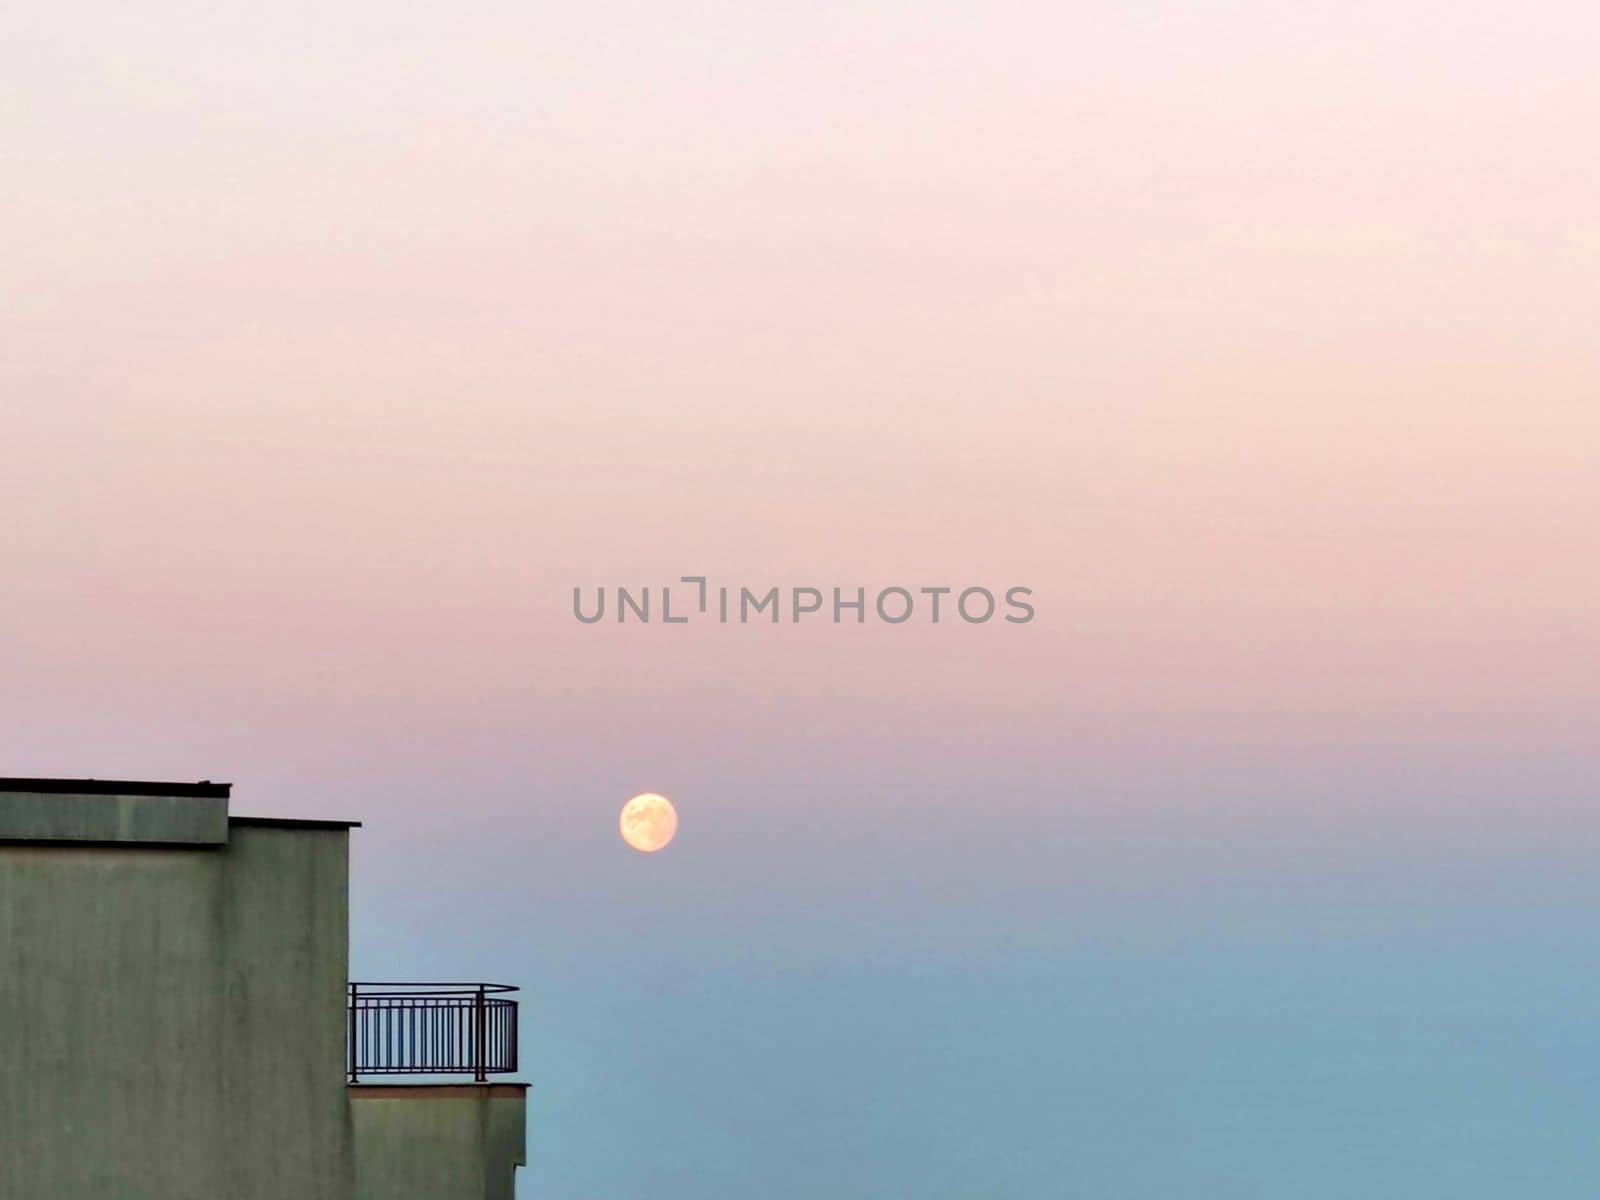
[0,777,360,839]
[0,776,231,798]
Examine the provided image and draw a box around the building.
[0,777,527,1200]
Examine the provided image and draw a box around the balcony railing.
[347,982,519,1083]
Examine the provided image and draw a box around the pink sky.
[4,0,1597,852]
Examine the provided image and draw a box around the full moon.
[619,792,678,854]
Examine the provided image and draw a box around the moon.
[619,792,678,854]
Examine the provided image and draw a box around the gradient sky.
[5,3,1600,1196]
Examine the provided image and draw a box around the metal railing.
[347,982,519,1083]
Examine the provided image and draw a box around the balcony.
[347,982,519,1083]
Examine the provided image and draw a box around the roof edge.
[0,777,231,798]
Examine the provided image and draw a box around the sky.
[5,2,1600,1196]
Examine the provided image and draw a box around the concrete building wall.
[0,822,353,1200]
[351,1085,528,1200]
[0,787,228,845]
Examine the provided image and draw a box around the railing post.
[508,994,519,1074]
[348,982,359,1083]
[473,985,488,1083]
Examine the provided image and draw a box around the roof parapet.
[0,778,230,845]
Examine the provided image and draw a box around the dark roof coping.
[0,777,230,798]
[231,816,362,830]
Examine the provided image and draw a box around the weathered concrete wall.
[0,789,228,844]
[0,824,352,1200]
[350,1085,527,1200]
